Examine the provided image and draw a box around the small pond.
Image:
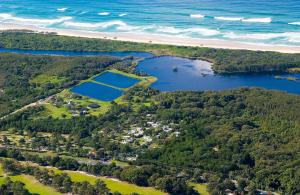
[93,72,140,89]
[71,82,123,101]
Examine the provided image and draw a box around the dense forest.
[1,31,300,73]
[1,87,300,194]
[0,31,300,194]
[0,53,120,117]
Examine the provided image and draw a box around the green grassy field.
[49,168,165,195]
[30,74,66,85]
[111,159,130,167]
[0,162,62,195]
[44,103,73,118]
[189,182,210,195]
[0,164,5,185]
[1,160,164,195]
[10,175,63,195]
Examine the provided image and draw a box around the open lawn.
[49,168,165,195]
[10,175,63,195]
[44,103,73,119]
[0,162,62,195]
[30,74,66,85]
[189,182,210,195]
[111,159,130,167]
[66,171,165,195]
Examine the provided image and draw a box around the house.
[174,131,180,137]
[128,127,144,137]
[122,136,134,144]
[147,121,160,128]
[162,125,173,132]
[143,136,153,143]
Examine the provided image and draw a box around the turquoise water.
[71,82,123,101]
[93,72,140,89]
[1,0,300,45]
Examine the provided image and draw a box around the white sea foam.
[98,12,110,16]
[155,26,184,34]
[155,26,219,36]
[57,7,68,12]
[224,32,282,40]
[119,13,127,17]
[282,32,300,42]
[223,31,300,43]
[63,20,139,31]
[116,24,140,31]
[288,22,300,26]
[241,17,272,23]
[214,16,243,21]
[187,27,220,36]
[190,14,205,19]
[0,13,72,26]
[213,16,272,23]
[63,21,103,28]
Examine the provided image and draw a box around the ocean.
[0,0,300,46]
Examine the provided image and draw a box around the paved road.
[0,95,55,121]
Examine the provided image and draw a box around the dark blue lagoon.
[1,48,300,95]
[93,72,140,89]
[136,56,300,94]
[71,82,123,101]
[0,48,154,58]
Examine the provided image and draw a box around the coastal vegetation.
[1,31,300,73]
[0,31,299,194]
[1,87,299,194]
[0,52,121,117]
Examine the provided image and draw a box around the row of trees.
[0,148,197,195]
[2,159,111,195]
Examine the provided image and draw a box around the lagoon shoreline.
[1,23,300,54]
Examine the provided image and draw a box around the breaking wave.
[214,16,243,21]
[241,17,272,23]
[98,12,110,16]
[119,13,127,17]
[0,13,72,26]
[288,22,300,26]
[190,14,205,18]
[214,16,272,23]
[57,8,68,12]
[223,31,300,43]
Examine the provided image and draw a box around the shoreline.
[1,23,300,53]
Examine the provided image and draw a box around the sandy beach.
[1,23,300,53]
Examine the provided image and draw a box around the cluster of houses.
[50,95,100,117]
[120,116,180,146]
